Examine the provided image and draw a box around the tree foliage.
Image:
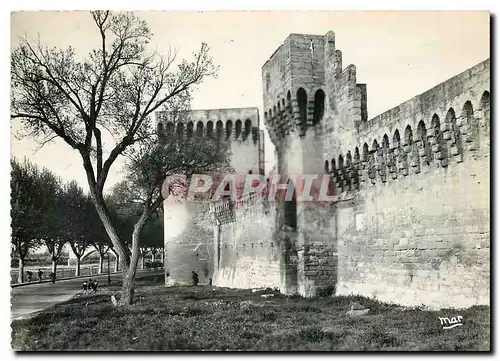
[59,181,87,258]
[11,158,47,264]
[142,213,163,253]
[11,10,220,303]
[11,10,218,197]
[41,170,66,270]
[11,157,113,279]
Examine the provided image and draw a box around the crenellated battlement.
[262,31,367,146]
[324,59,490,194]
[161,106,265,286]
[156,107,261,144]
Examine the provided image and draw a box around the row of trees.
[11,157,164,283]
[11,11,229,304]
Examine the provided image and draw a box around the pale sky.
[10,11,490,193]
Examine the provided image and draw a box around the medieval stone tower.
[261,31,367,297]
[156,107,264,285]
[261,31,490,308]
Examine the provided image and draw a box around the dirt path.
[11,270,164,320]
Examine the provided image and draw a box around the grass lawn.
[11,274,490,351]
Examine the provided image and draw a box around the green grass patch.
[11,275,490,351]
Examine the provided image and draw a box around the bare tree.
[11,11,218,304]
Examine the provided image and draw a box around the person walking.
[37,269,43,282]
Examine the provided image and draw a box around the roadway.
[11,270,163,320]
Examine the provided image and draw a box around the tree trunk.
[90,191,129,276]
[52,259,57,274]
[120,272,135,305]
[99,253,104,274]
[18,257,24,284]
[75,257,81,277]
[118,214,148,306]
[115,253,120,272]
[107,253,111,285]
[89,189,160,306]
